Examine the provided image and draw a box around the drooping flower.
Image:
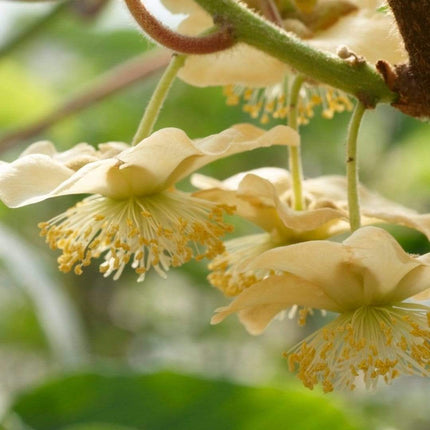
[193,168,430,296]
[0,125,298,281]
[161,0,407,123]
[212,227,430,391]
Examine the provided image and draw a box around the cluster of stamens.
[38,191,234,281]
[286,305,430,392]
[288,306,314,327]
[224,83,353,125]
[208,233,276,296]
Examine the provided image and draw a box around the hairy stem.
[288,75,305,211]
[132,54,185,144]
[346,101,366,232]
[124,0,235,54]
[193,0,395,106]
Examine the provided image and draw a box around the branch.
[123,0,236,54]
[387,0,430,75]
[0,49,171,152]
[193,0,396,107]
[70,0,109,18]
[377,0,430,118]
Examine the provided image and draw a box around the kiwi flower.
[212,227,430,391]
[161,0,407,123]
[0,125,298,281]
[192,168,430,296]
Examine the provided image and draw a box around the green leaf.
[60,424,139,430]
[0,61,56,128]
[0,224,88,366]
[8,371,363,430]
[41,18,152,73]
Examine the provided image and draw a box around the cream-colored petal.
[194,175,286,233]
[118,125,298,195]
[51,143,101,171]
[161,0,204,16]
[195,172,348,240]
[164,1,406,88]
[193,188,245,208]
[304,175,402,208]
[305,175,430,240]
[411,254,430,300]
[179,44,289,87]
[0,155,75,208]
[243,240,363,309]
[192,167,291,193]
[237,173,285,208]
[22,125,296,201]
[191,173,225,190]
[98,142,130,158]
[391,263,430,303]
[19,140,128,171]
[237,173,347,234]
[211,273,341,334]
[193,124,298,152]
[47,158,132,199]
[162,1,288,86]
[308,9,407,65]
[277,206,347,233]
[192,169,290,228]
[303,175,347,204]
[161,0,212,35]
[362,211,430,242]
[343,227,422,303]
[53,142,97,161]
[243,167,291,193]
[20,140,57,157]
[0,139,138,205]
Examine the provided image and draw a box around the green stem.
[346,101,366,232]
[0,4,67,58]
[288,75,305,210]
[132,54,185,145]
[194,0,396,106]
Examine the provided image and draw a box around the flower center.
[286,304,430,392]
[38,191,234,281]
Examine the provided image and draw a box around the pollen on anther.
[285,305,430,391]
[223,83,352,125]
[39,192,233,281]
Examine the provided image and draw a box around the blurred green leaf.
[0,224,88,366]
[41,19,151,74]
[0,61,56,128]
[375,125,430,210]
[8,371,362,430]
[60,424,138,430]
[0,297,47,350]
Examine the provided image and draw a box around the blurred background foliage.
[0,1,429,430]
